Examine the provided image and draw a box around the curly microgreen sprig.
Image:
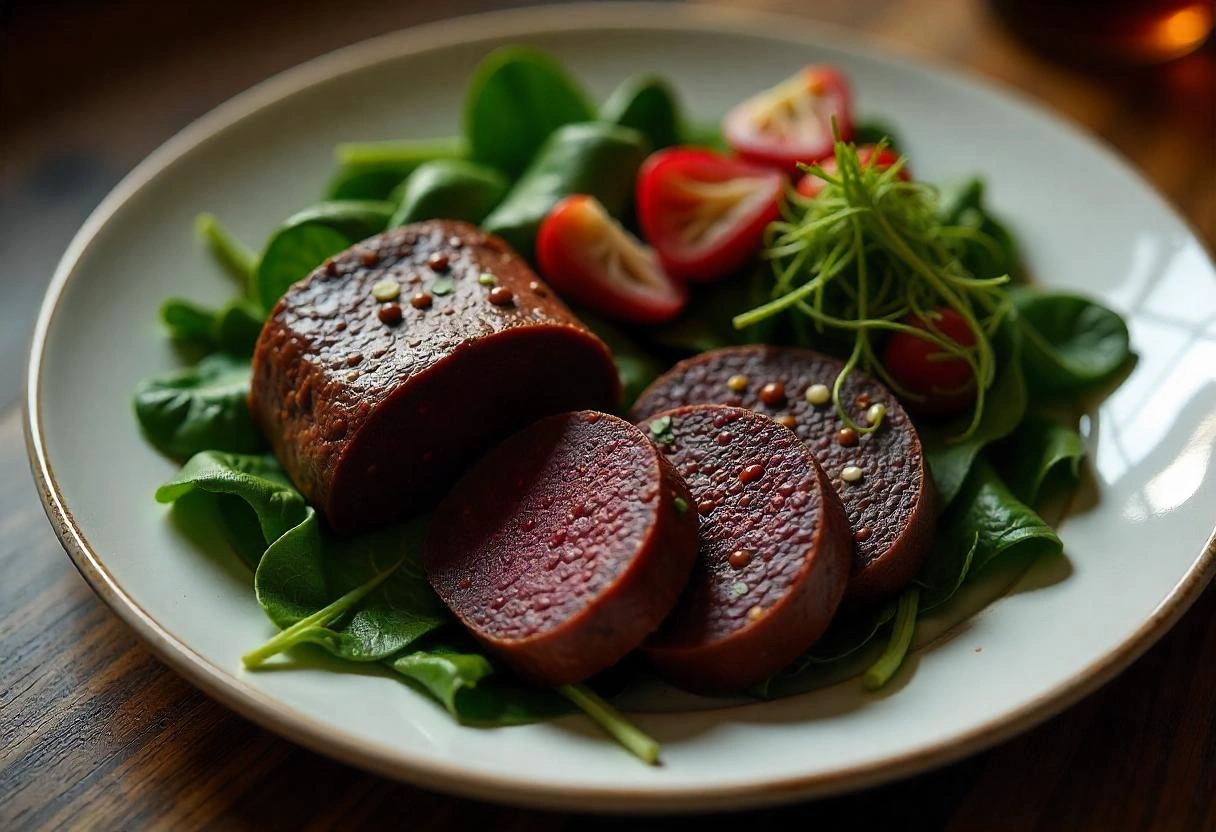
[734,128,1013,440]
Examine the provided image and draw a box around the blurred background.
[0,0,1212,405]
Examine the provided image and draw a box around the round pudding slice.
[633,346,934,604]
[424,411,699,686]
[639,404,852,694]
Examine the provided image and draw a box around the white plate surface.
[26,3,1216,812]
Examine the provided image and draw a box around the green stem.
[242,562,402,668]
[863,588,920,691]
[733,269,831,330]
[195,213,258,290]
[333,137,463,167]
[557,683,661,766]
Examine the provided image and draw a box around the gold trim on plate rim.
[22,2,1216,812]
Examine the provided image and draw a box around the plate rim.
[23,1,1216,812]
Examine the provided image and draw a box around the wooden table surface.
[2,1,1214,829]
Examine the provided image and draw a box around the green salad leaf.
[155,454,582,729]
[464,46,596,178]
[853,118,905,151]
[391,641,496,714]
[327,138,465,201]
[159,298,213,343]
[255,200,394,310]
[921,321,1027,507]
[482,122,648,261]
[756,600,897,696]
[682,120,728,152]
[390,635,572,726]
[1013,289,1132,395]
[994,413,1086,506]
[601,74,682,151]
[389,159,509,228]
[160,297,263,357]
[938,177,1019,280]
[155,452,446,662]
[918,458,1063,610]
[133,354,262,459]
[762,456,1063,696]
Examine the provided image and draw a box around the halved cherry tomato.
[536,195,686,324]
[796,145,909,198]
[723,66,854,173]
[635,148,784,282]
[882,308,978,417]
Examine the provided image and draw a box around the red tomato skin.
[723,66,855,174]
[636,148,784,282]
[796,146,908,198]
[536,195,687,325]
[882,309,978,417]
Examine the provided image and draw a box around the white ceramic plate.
[26,3,1216,812]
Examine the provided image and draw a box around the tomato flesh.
[636,148,784,282]
[723,66,854,173]
[536,195,686,325]
[882,308,978,416]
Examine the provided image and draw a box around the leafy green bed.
[133,46,1133,761]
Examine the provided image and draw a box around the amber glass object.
[992,0,1214,64]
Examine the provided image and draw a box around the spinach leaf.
[392,642,495,714]
[299,519,447,660]
[155,451,305,542]
[160,297,263,356]
[134,354,262,459]
[195,213,258,291]
[389,159,509,227]
[853,118,905,152]
[1012,289,1132,396]
[682,120,728,152]
[159,298,214,342]
[157,455,651,751]
[212,299,266,353]
[257,224,349,311]
[939,177,1019,280]
[921,321,1027,507]
[390,636,572,726]
[464,46,596,179]
[764,457,1063,695]
[756,600,897,696]
[327,138,465,201]
[272,200,397,239]
[993,413,1086,506]
[156,452,445,662]
[601,74,681,151]
[482,122,648,261]
[918,458,1062,610]
[255,200,394,310]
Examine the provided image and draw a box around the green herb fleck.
[673,496,689,515]
[648,415,674,446]
[431,276,455,296]
[478,272,498,286]
[730,581,749,598]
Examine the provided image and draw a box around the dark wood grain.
[1,1,1214,829]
